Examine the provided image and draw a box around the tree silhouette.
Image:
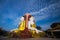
[51,23,60,28]
[0,27,8,36]
[36,26,41,30]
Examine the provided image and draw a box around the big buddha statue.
[10,13,45,38]
[18,13,44,38]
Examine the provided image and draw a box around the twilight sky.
[0,0,60,31]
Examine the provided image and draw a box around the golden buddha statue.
[10,13,45,38]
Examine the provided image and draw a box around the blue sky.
[0,0,60,31]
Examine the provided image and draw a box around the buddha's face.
[20,17,24,21]
[29,16,34,21]
[20,14,34,22]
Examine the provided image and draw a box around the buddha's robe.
[28,20,36,33]
[18,21,25,31]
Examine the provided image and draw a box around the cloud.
[30,1,60,22]
[30,1,60,15]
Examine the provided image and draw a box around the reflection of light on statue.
[10,13,45,38]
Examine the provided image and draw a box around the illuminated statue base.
[20,28,32,38]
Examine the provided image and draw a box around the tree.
[36,26,41,30]
[0,27,8,36]
[51,23,60,28]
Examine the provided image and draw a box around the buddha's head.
[29,16,34,21]
[20,16,24,21]
[20,13,35,22]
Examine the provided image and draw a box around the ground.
[0,36,60,40]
